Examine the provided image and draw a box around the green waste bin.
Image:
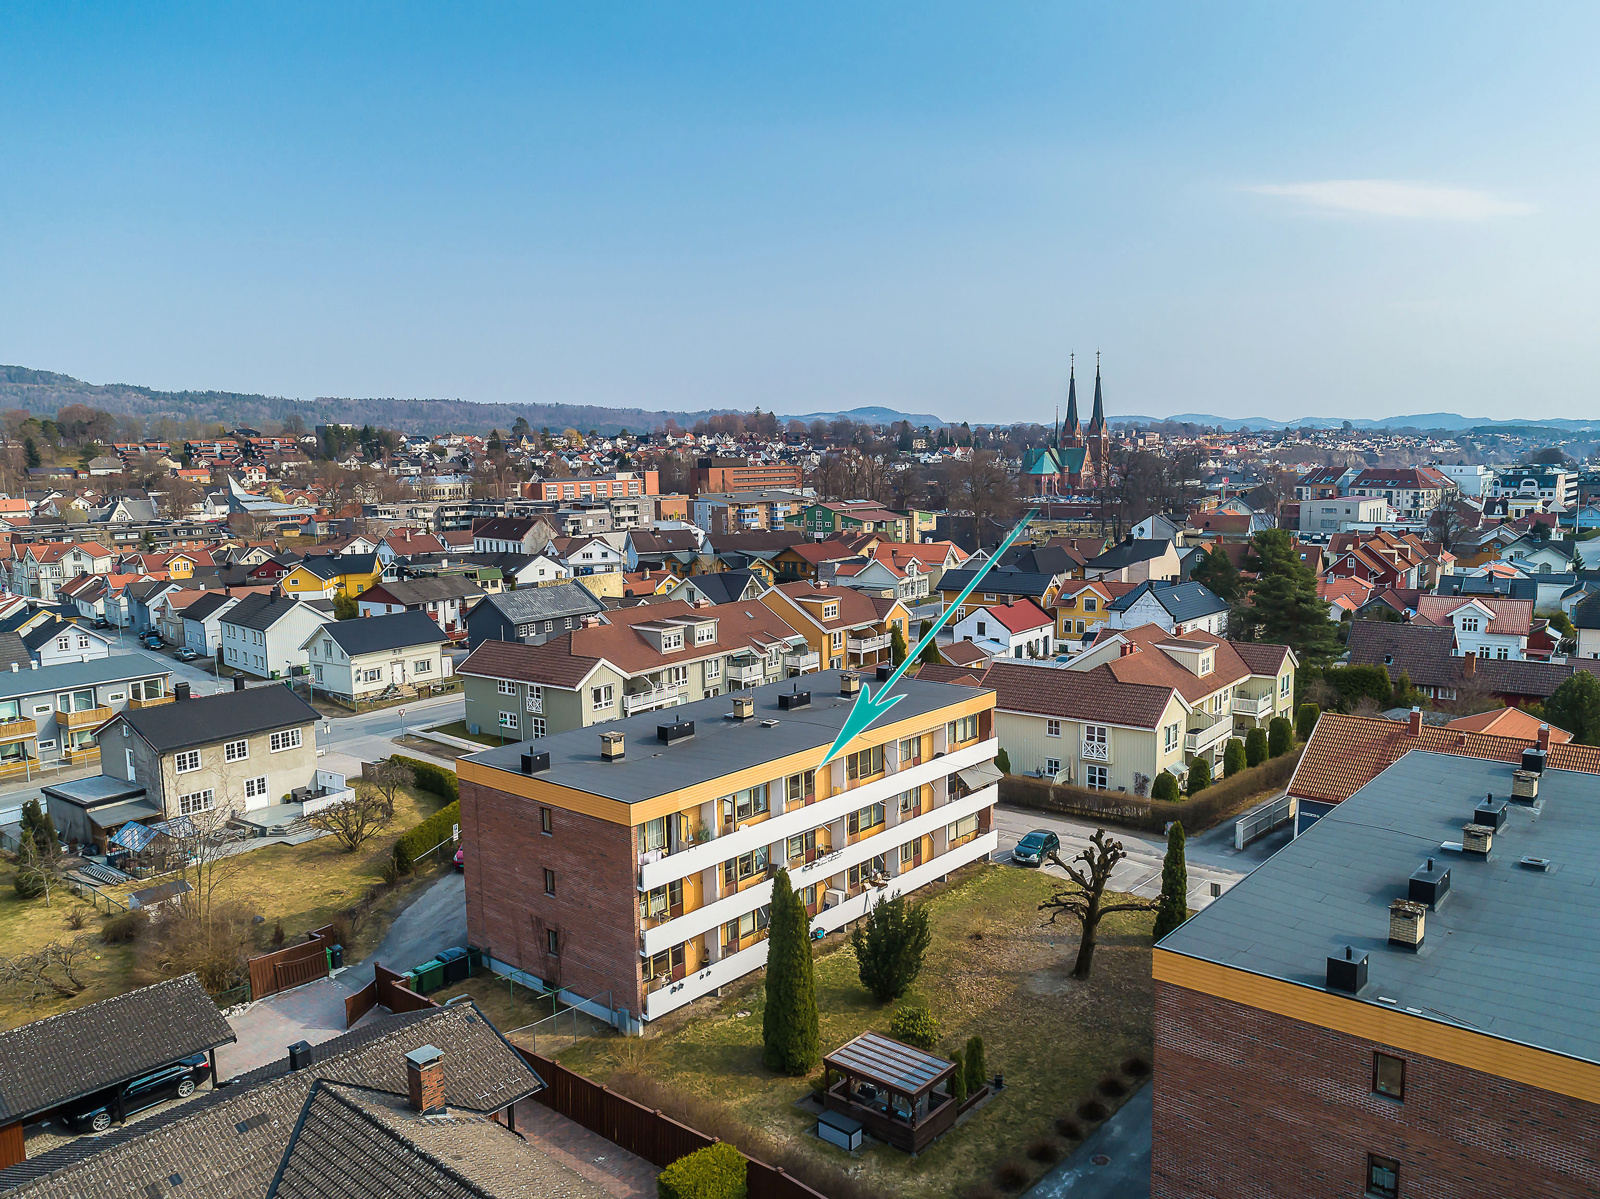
[412,960,446,994]
[465,946,483,977]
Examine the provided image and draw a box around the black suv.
[58,1054,212,1133]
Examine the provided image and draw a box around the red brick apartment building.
[536,469,658,502]
[1153,748,1600,1198]
[457,670,999,1029]
[691,458,804,495]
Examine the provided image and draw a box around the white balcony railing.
[623,686,686,716]
[784,650,820,671]
[727,662,765,685]
[1186,711,1233,754]
[847,633,891,655]
[636,737,999,894]
[1080,737,1110,763]
[1231,692,1273,719]
[524,692,544,715]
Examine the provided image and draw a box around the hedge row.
[391,754,459,803]
[388,757,462,868]
[999,748,1303,834]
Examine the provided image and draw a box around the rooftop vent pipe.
[521,750,550,775]
[1325,945,1368,994]
[1409,857,1451,908]
[600,731,625,761]
[778,689,811,711]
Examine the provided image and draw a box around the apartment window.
[640,817,669,854]
[640,880,682,919]
[56,637,69,652]
[179,788,215,815]
[1046,719,1061,738]
[543,868,557,896]
[1496,646,1510,660]
[975,621,986,636]
[1044,757,1061,776]
[77,635,90,649]
[785,770,815,805]
[705,658,721,681]
[845,744,885,781]
[1083,597,1097,612]
[270,728,302,752]
[225,739,249,762]
[786,830,817,860]
[496,676,517,696]
[948,813,979,842]
[722,784,770,824]
[1373,1053,1405,1099]
[662,632,683,651]
[175,750,201,773]
[946,714,979,744]
[830,631,843,650]
[1085,765,1108,791]
[527,716,546,738]
[1460,616,1480,633]
[1280,673,1291,697]
[848,855,887,889]
[546,928,560,956]
[847,802,886,836]
[360,668,383,684]
[1365,1154,1399,1199]
[539,806,553,835]
[898,788,918,814]
[1084,724,1108,751]
[591,684,615,712]
[695,625,715,645]
[244,776,268,799]
[723,845,770,887]
[1164,722,1180,753]
[899,841,915,865]
[498,710,519,730]
[899,736,919,764]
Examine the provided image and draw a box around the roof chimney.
[730,696,754,721]
[520,750,549,774]
[405,1045,445,1114]
[1538,722,1552,752]
[1461,822,1494,858]
[1462,651,1476,678]
[600,731,625,761]
[840,672,861,697]
[288,1040,313,1071]
[1407,706,1422,736]
[234,674,246,692]
[1325,945,1368,994]
[174,681,191,701]
[1389,899,1426,950]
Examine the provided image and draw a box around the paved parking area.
[217,974,387,1080]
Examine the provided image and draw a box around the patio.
[821,1031,962,1154]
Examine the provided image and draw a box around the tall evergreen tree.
[1152,822,1189,940]
[852,892,933,1002]
[890,624,908,666]
[1223,738,1246,778]
[762,872,819,1074]
[1190,544,1240,606]
[1546,671,1600,745]
[1238,530,1341,666]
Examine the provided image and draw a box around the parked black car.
[57,1053,212,1133]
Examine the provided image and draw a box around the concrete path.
[344,868,467,987]
[1026,1082,1151,1199]
[216,974,388,1080]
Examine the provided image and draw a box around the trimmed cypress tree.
[1186,757,1211,796]
[19,799,57,855]
[1245,727,1268,768]
[964,1036,987,1093]
[1296,703,1320,742]
[1151,771,1180,801]
[890,624,908,666]
[1223,738,1246,778]
[762,872,819,1075]
[1152,822,1189,940]
[1268,716,1293,758]
[949,1045,967,1103]
[995,747,1011,774]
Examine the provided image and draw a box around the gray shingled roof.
[223,593,334,632]
[1160,752,1600,1065]
[314,611,447,657]
[937,568,1055,598]
[0,974,235,1124]
[0,653,170,701]
[1108,580,1227,622]
[365,577,483,607]
[470,582,605,626]
[1084,538,1173,571]
[118,685,318,754]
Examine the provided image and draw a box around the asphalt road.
[1027,1083,1152,1199]
[344,869,468,987]
[990,797,1292,913]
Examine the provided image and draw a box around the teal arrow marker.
[819,511,1036,766]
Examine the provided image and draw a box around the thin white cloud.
[1246,179,1535,221]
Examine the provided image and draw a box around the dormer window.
[823,604,838,619]
[662,632,683,651]
[1199,654,1212,675]
[695,624,716,645]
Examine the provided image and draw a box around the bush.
[1077,1098,1108,1122]
[949,1046,967,1103]
[852,892,932,1003]
[994,1161,1030,1191]
[995,747,1011,774]
[1296,702,1320,742]
[1151,771,1180,802]
[392,799,462,871]
[1223,738,1246,778]
[1097,1075,1127,1098]
[1053,1115,1083,1139]
[1026,1138,1061,1163]
[1186,756,1211,796]
[965,1035,987,1094]
[102,909,148,944]
[1121,1056,1151,1077]
[657,1143,746,1199]
[1268,716,1293,758]
[1245,727,1268,767]
[889,1000,939,1050]
[389,754,459,803]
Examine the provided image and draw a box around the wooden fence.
[344,979,378,1029]
[373,963,440,1016]
[247,924,335,1001]
[515,1048,829,1199]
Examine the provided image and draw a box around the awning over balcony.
[955,761,1003,792]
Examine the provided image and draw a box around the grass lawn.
[0,783,451,1028]
[427,719,519,748]
[559,863,1155,1199]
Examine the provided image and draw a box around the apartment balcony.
[1080,737,1110,764]
[623,686,687,716]
[847,633,892,656]
[128,696,173,711]
[0,719,37,744]
[1185,711,1233,755]
[1231,691,1274,720]
[726,661,765,686]
[57,705,113,731]
[784,650,820,672]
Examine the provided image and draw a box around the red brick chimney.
[1539,723,1552,751]
[405,1045,445,1114]
[1408,707,1422,736]
[1463,651,1477,678]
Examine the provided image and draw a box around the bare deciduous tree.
[370,759,415,816]
[307,786,393,852]
[1040,829,1159,979]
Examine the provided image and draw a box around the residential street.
[344,869,468,987]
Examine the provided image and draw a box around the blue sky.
[3,4,1597,423]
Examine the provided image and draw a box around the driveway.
[1027,1082,1151,1199]
[217,974,387,1080]
[344,869,467,987]
[990,801,1291,914]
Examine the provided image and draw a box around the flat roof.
[1159,751,1600,1065]
[462,669,990,804]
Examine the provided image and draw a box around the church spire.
[1061,353,1080,444]
[1086,351,1106,436]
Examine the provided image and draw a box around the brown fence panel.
[746,1161,829,1199]
[345,980,378,1028]
[247,926,336,1000]
[374,963,440,1014]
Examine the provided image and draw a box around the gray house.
[219,592,334,679]
[463,582,606,650]
[0,653,171,770]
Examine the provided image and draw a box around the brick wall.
[1153,980,1600,1198]
[461,777,643,1019]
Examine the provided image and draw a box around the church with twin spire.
[1021,354,1111,495]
